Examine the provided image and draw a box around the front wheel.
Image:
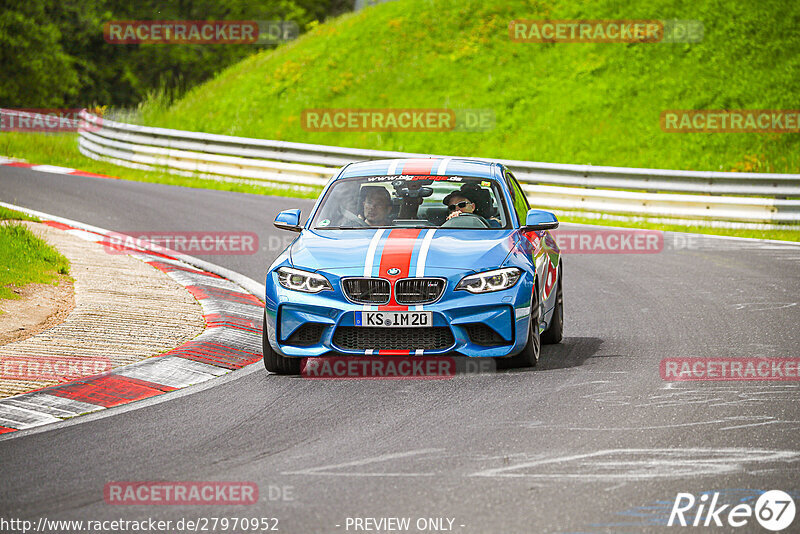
[498,283,541,369]
[262,311,301,375]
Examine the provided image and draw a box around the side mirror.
[274,209,302,232]
[523,209,559,231]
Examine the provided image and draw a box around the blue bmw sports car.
[263,158,563,374]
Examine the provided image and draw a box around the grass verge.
[0,212,71,301]
[141,0,800,174]
[0,206,39,222]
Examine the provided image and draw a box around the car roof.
[336,158,503,180]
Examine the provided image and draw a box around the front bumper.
[264,269,536,359]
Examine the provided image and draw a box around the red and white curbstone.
[0,156,115,179]
[0,208,264,435]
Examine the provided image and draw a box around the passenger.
[443,190,501,226]
[443,192,477,221]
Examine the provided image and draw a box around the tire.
[541,263,563,345]
[499,282,541,369]
[262,310,301,375]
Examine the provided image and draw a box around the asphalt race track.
[1,167,799,533]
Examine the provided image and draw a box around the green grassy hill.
[140,0,800,173]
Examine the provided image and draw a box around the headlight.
[277,267,332,293]
[455,267,522,294]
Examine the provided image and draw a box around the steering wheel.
[440,213,491,228]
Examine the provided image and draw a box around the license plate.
[355,311,432,328]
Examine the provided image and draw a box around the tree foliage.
[0,0,351,108]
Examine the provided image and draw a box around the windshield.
[311,175,510,229]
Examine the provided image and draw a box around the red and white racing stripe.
[361,228,438,356]
[377,228,422,311]
[383,157,452,177]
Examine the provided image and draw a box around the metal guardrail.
[6,108,800,227]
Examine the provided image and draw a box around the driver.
[360,187,393,226]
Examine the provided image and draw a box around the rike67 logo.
[669,490,795,531]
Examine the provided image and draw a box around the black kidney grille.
[394,278,445,305]
[342,278,390,304]
[333,327,454,351]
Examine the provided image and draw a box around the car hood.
[290,229,517,275]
